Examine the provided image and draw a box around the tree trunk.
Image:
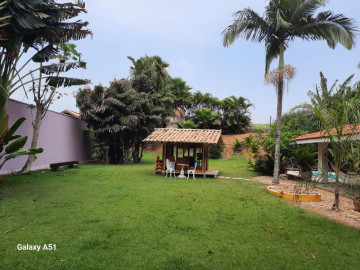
[0,92,9,137]
[139,142,144,161]
[332,186,340,211]
[273,79,283,184]
[21,106,42,173]
[272,42,285,185]
[332,171,341,210]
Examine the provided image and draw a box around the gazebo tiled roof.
[294,124,360,143]
[143,128,222,144]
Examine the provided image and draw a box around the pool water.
[312,171,338,179]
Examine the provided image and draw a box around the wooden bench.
[50,161,79,171]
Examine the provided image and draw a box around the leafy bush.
[0,117,43,170]
[91,143,109,164]
[210,144,224,159]
[244,134,254,148]
[249,140,260,156]
[251,155,286,176]
[233,139,244,153]
[294,147,316,172]
[178,119,197,129]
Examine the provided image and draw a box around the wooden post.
[176,143,178,159]
[205,145,209,171]
[202,144,205,172]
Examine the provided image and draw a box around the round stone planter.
[267,186,321,202]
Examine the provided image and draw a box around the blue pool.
[312,171,338,179]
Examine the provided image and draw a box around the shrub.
[233,139,244,153]
[249,140,260,156]
[92,143,109,164]
[294,147,316,172]
[252,155,286,176]
[210,144,224,159]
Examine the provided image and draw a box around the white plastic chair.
[165,159,175,178]
[187,162,197,180]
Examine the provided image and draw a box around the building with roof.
[143,128,222,177]
[294,124,360,182]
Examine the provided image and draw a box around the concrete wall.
[1,99,92,174]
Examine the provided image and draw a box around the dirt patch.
[222,133,266,158]
[251,176,360,230]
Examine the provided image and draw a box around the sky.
[11,0,360,124]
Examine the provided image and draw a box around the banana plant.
[0,117,43,170]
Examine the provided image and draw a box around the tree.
[188,91,221,117]
[293,71,359,130]
[250,119,308,175]
[261,119,308,161]
[127,55,174,123]
[193,109,221,129]
[178,119,198,129]
[0,0,91,141]
[170,77,192,111]
[223,0,358,184]
[314,92,360,210]
[282,108,319,133]
[21,43,90,173]
[76,79,163,164]
[221,95,253,134]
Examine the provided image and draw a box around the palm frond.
[294,11,358,49]
[46,76,90,88]
[31,45,58,62]
[41,61,86,75]
[265,38,281,74]
[222,8,271,47]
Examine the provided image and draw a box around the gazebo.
[143,128,222,177]
[293,124,360,182]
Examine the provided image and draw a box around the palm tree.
[221,95,253,134]
[194,108,221,129]
[222,0,358,184]
[170,77,192,111]
[314,91,360,210]
[292,71,358,131]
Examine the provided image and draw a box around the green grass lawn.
[1,152,360,269]
[211,155,261,178]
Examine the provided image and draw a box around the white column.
[318,142,329,182]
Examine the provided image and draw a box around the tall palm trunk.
[22,106,42,173]
[272,41,285,184]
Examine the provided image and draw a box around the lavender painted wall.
[1,99,92,173]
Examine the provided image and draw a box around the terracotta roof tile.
[60,109,80,119]
[143,128,222,144]
[294,124,360,142]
